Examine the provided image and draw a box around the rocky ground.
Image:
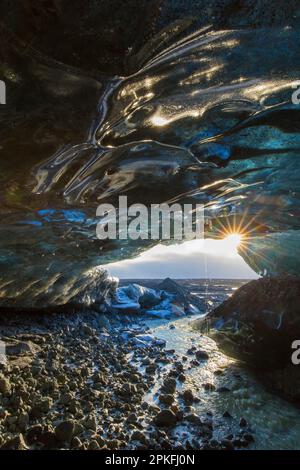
[0,308,255,450]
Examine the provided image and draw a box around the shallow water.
[143,280,300,450]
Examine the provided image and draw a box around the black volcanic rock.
[158,278,204,312]
[195,277,300,402]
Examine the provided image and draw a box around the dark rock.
[26,425,43,445]
[221,439,234,450]
[195,278,300,402]
[0,433,28,450]
[218,386,231,393]
[131,430,147,444]
[159,394,174,406]
[203,383,216,391]
[0,376,11,395]
[54,420,75,442]
[195,350,209,360]
[38,431,58,449]
[239,417,247,428]
[161,377,176,394]
[185,413,202,425]
[6,341,34,356]
[154,409,177,427]
[243,433,255,443]
[158,278,204,311]
[182,389,196,403]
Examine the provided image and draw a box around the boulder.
[158,278,203,312]
[196,277,300,402]
[54,420,75,442]
[154,409,177,427]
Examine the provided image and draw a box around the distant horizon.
[115,276,255,281]
[103,238,259,280]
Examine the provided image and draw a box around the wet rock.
[18,412,29,432]
[159,394,174,406]
[38,431,58,449]
[161,377,176,394]
[88,439,100,450]
[221,439,234,449]
[239,417,247,427]
[182,389,196,403]
[195,278,300,402]
[85,415,97,431]
[0,433,28,450]
[127,413,138,424]
[218,386,231,393]
[6,341,34,356]
[0,376,11,395]
[131,430,147,444]
[81,324,96,336]
[118,382,137,397]
[185,413,202,425]
[154,409,177,427]
[71,436,83,449]
[195,350,209,360]
[31,397,53,418]
[203,383,216,391]
[244,433,254,443]
[55,420,75,442]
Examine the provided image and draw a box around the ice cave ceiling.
[0,1,300,308]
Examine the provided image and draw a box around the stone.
[161,378,176,394]
[6,341,34,356]
[18,412,29,432]
[131,430,147,444]
[203,383,216,391]
[0,433,28,450]
[55,420,75,442]
[38,431,58,448]
[182,389,195,403]
[159,394,174,406]
[0,377,11,395]
[81,324,95,336]
[119,382,137,397]
[195,278,300,404]
[88,439,100,450]
[185,413,202,425]
[26,424,43,444]
[126,413,138,423]
[154,409,177,427]
[85,415,97,431]
[195,350,209,360]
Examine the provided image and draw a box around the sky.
[103,235,259,279]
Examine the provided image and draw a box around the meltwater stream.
[143,280,300,450]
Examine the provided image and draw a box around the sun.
[224,232,242,248]
[221,232,243,254]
